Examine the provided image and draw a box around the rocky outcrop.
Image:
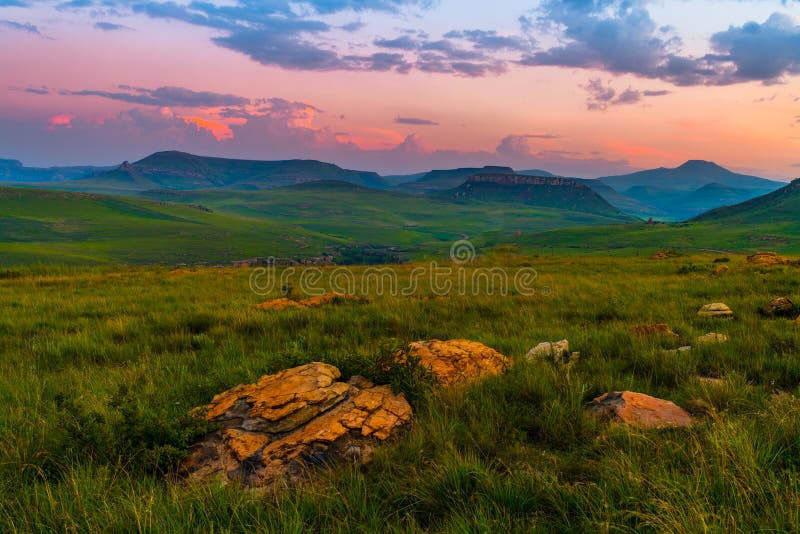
[762,297,796,317]
[257,293,362,311]
[406,339,510,386]
[589,391,691,428]
[747,252,791,266]
[698,303,734,318]
[181,363,412,487]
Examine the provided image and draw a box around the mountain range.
[0,151,792,222]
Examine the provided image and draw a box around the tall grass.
[1,254,799,531]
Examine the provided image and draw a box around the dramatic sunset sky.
[1,0,800,177]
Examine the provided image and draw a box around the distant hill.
[396,166,515,193]
[54,151,388,193]
[596,160,785,221]
[693,178,800,223]
[435,174,631,218]
[0,158,113,183]
[599,160,783,192]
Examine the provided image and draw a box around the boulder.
[698,303,734,318]
[746,252,790,266]
[406,339,510,386]
[526,339,571,364]
[589,391,691,428]
[713,265,729,276]
[696,332,729,344]
[762,297,796,317]
[630,323,678,337]
[181,363,412,487]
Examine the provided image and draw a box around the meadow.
[2,252,800,532]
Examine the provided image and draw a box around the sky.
[1,0,800,178]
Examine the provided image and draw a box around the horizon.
[1,149,796,182]
[2,1,800,178]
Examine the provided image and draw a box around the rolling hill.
[51,151,389,193]
[693,178,800,223]
[436,174,631,218]
[0,181,637,265]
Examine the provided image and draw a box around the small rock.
[405,339,510,386]
[762,297,796,317]
[696,332,729,344]
[698,303,734,318]
[713,265,729,276]
[526,339,570,363]
[589,391,691,428]
[630,323,678,337]
[678,346,692,352]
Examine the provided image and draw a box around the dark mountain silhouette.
[396,166,515,192]
[58,151,388,192]
[599,160,782,192]
[0,158,113,183]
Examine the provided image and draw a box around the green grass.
[2,254,800,531]
[490,220,800,255]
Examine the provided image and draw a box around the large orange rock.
[589,391,691,428]
[747,252,791,266]
[406,339,510,386]
[181,363,411,487]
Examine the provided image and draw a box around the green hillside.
[0,183,635,266]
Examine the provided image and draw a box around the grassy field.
[2,253,800,531]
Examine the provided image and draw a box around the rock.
[589,391,691,429]
[630,323,678,337]
[713,265,729,276]
[698,303,734,318]
[762,297,796,317]
[678,346,692,352]
[406,339,510,386]
[746,252,791,266]
[181,363,412,487]
[526,339,571,363]
[696,332,729,344]
[256,298,305,311]
[257,293,361,311]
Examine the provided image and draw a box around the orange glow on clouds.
[183,116,234,141]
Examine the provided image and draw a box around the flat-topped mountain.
[56,151,388,193]
[396,166,515,193]
[437,174,630,217]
